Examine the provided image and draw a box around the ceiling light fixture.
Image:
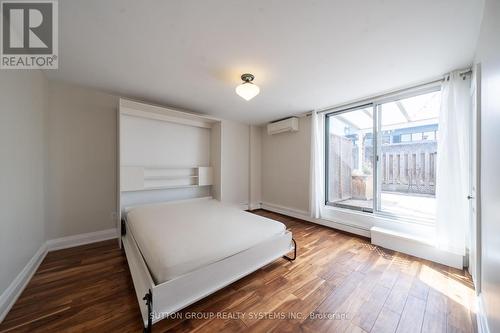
[235,73,260,101]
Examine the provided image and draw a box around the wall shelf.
[144,175,199,180]
[121,166,213,192]
[125,184,205,192]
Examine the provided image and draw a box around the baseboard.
[0,228,118,323]
[477,293,491,333]
[46,228,118,251]
[0,243,47,323]
[260,202,310,218]
[261,202,370,238]
[248,202,262,210]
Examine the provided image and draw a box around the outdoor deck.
[334,192,436,221]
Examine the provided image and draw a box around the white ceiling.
[46,0,484,124]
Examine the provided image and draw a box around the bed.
[121,197,296,332]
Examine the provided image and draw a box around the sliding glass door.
[325,105,374,212]
[326,88,441,223]
[376,90,440,221]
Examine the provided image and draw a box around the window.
[421,152,426,183]
[423,131,436,141]
[404,154,408,178]
[382,154,387,183]
[395,154,401,182]
[429,152,436,184]
[382,133,391,144]
[401,134,411,142]
[389,155,394,182]
[411,132,423,141]
[326,88,440,222]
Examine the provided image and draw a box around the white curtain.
[436,71,471,255]
[310,110,324,218]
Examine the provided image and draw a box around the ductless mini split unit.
[267,117,299,135]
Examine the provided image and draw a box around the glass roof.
[381,90,440,127]
[401,91,441,121]
[329,90,441,132]
[380,102,407,126]
[340,107,373,130]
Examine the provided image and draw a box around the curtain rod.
[305,68,472,117]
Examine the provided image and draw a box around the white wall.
[261,116,311,213]
[220,120,250,209]
[249,125,262,209]
[120,115,211,167]
[47,81,119,239]
[474,0,500,331]
[0,71,48,293]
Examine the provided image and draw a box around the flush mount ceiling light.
[235,73,260,101]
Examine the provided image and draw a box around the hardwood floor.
[0,210,476,333]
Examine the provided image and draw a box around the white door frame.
[469,63,482,293]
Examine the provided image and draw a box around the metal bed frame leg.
[143,289,153,333]
[283,238,297,261]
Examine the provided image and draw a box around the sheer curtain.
[310,110,324,218]
[436,71,471,255]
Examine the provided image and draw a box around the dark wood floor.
[0,210,476,333]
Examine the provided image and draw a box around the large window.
[325,88,441,222]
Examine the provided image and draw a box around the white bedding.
[125,198,287,284]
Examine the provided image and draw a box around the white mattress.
[125,198,287,284]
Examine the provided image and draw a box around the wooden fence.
[328,135,353,202]
[380,141,437,195]
[328,134,437,201]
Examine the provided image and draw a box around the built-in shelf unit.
[118,98,222,242]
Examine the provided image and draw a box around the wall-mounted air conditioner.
[267,117,299,135]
